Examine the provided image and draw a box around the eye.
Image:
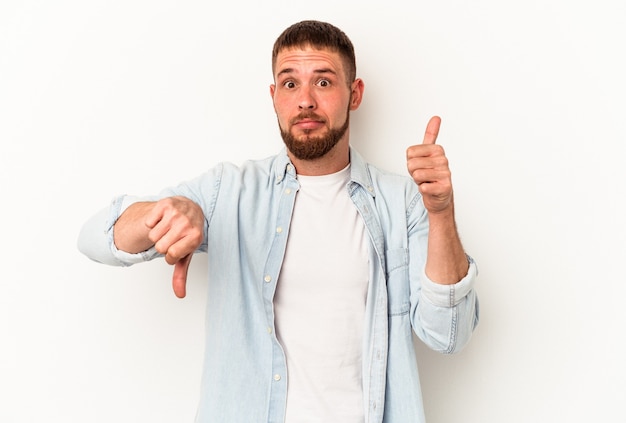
[317,79,330,87]
[282,80,296,89]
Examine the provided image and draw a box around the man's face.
[270,47,361,161]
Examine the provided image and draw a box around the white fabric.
[274,164,369,423]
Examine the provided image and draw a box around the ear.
[349,78,365,110]
[269,84,278,113]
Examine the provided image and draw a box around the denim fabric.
[78,148,479,423]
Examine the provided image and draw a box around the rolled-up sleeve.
[77,195,160,266]
[419,255,478,307]
[416,256,480,353]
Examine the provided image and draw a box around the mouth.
[292,113,325,131]
[294,119,324,131]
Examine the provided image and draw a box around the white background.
[1,1,625,422]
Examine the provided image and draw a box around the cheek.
[272,98,285,117]
[320,93,349,114]
[273,102,291,127]
[273,94,291,112]
[327,101,350,122]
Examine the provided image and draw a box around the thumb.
[422,116,441,145]
[172,254,192,298]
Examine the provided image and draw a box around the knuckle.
[167,244,181,260]
[154,240,168,255]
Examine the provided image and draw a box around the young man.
[78,20,479,423]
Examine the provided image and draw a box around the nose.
[298,87,316,110]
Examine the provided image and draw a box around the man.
[78,20,479,423]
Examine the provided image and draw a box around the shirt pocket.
[385,248,410,316]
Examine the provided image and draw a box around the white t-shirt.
[273,164,369,423]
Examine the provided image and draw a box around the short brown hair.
[272,20,357,84]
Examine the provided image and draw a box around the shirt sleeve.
[77,194,161,266]
[419,255,478,307]
[77,162,225,266]
[405,186,480,354]
[414,255,480,354]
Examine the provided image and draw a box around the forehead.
[274,47,345,77]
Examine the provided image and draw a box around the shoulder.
[350,149,418,195]
[215,151,287,180]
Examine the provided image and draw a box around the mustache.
[290,111,325,125]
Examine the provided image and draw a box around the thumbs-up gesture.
[406,116,454,215]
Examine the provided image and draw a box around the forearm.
[113,201,157,253]
[425,205,469,285]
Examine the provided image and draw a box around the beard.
[279,110,350,161]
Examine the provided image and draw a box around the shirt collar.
[272,146,376,197]
[349,148,376,198]
[273,147,295,184]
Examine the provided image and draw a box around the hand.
[406,116,454,214]
[145,196,204,298]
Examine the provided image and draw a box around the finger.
[153,227,184,259]
[172,254,192,298]
[145,201,167,229]
[422,116,441,145]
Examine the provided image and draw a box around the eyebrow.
[276,67,338,79]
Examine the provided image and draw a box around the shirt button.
[264,275,272,283]
[267,326,273,334]
[274,374,281,381]
[276,226,283,233]
[285,188,292,195]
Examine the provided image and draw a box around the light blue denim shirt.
[78,148,479,423]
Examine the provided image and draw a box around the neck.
[289,139,350,176]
